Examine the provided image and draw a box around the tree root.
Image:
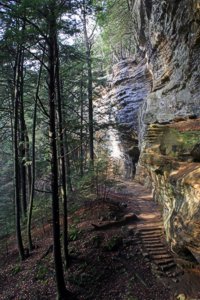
[92,213,139,230]
[40,244,53,260]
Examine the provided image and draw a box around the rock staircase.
[125,188,185,281]
[122,181,200,298]
[137,226,182,280]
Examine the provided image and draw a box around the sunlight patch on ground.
[139,194,153,200]
[138,213,158,220]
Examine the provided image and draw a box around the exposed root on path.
[91,213,139,230]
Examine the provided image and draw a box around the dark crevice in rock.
[178,248,199,264]
[191,143,200,162]
[144,0,152,20]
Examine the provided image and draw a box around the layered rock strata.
[141,118,200,262]
[95,57,151,178]
[108,58,151,177]
[110,1,200,261]
[131,0,200,261]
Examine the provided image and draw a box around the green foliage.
[76,169,95,191]
[160,128,200,158]
[69,225,81,241]
[104,235,123,251]
[68,261,92,287]
[72,215,81,225]
[68,272,92,287]
[95,0,135,66]
[94,156,119,199]
[11,264,22,275]
[35,263,49,281]
[68,203,80,214]
[126,296,138,300]
[0,0,129,278]
[0,153,15,239]
[91,234,102,248]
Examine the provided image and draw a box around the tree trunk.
[55,40,69,268]
[80,73,84,177]
[27,50,44,251]
[26,132,32,207]
[82,2,94,167]
[19,48,27,218]
[14,46,25,261]
[48,4,69,298]
[65,134,73,193]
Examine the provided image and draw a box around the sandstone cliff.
[109,1,200,262]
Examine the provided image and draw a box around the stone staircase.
[137,226,182,279]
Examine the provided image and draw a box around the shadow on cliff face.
[191,143,200,162]
[127,144,140,177]
[118,125,140,179]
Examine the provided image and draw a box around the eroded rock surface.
[95,57,151,178]
[108,57,151,176]
[141,119,200,262]
[109,1,200,261]
[130,0,200,125]
[131,0,200,261]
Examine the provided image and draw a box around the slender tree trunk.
[65,134,73,193]
[48,5,70,298]
[14,46,25,261]
[55,40,69,268]
[60,80,72,192]
[26,132,32,205]
[80,73,84,177]
[8,81,16,229]
[27,51,44,251]
[82,2,94,167]
[19,48,27,217]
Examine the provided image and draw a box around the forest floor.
[0,180,200,300]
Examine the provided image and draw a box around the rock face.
[107,58,151,177]
[109,1,200,261]
[141,119,200,262]
[130,0,200,126]
[129,0,200,262]
[95,57,151,178]
[109,58,151,131]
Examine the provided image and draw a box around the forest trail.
[1,180,200,300]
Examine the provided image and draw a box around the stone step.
[140,229,162,233]
[142,239,160,247]
[144,243,165,249]
[142,238,162,244]
[140,231,162,236]
[155,258,174,266]
[160,262,176,272]
[148,249,169,255]
[166,269,184,277]
[152,254,172,260]
[140,233,162,238]
[146,248,167,253]
[139,232,163,237]
[138,227,162,233]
